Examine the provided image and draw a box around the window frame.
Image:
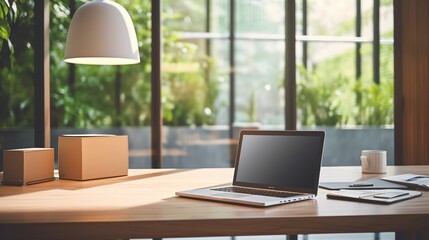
[34,0,393,168]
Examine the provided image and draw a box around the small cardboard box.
[2,148,55,186]
[58,135,128,180]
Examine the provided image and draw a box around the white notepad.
[327,189,422,204]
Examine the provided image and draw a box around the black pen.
[348,183,374,187]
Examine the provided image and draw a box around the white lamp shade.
[64,0,140,65]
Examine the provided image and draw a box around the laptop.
[176,130,325,207]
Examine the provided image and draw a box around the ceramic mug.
[360,150,387,174]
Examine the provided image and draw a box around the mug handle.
[360,156,369,170]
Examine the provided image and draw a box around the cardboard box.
[3,148,55,186]
[58,135,128,180]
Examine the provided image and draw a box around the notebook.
[176,130,325,207]
[383,174,429,190]
[326,189,422,204]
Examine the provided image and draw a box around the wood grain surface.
[1,166,428,239]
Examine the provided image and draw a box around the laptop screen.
[233,131,325,194]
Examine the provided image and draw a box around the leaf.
[0,20,11,40]
[0,1,7,19]
[0,26,10,40]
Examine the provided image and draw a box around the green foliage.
[353,79,393,125]
[162,37,220,126]
[297,64,394,127]
[297,10,395,128]
[0,0,219,128]
[297,65,344,126]
[0,0,394,128]
[0,9,10,50]
[0,0,21,69]
[248,91,256,122]
[381,0,394,7]
[0,1,34,128]
[49,0,153,128]
[297,41,394,127]
[162,0,220,126]
[0,1,13,51]
[51,0,219,128]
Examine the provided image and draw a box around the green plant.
[1,0,393,129]
[51,0,220,128]
[161,1,220,126]
[247,91,256,122]
[297,65,345,126]
[162,40,220,126]
[49,0,153,128]
[297,63,394,127]
[0,0,17,63]
[0,1,34,128]
[353,79,393,126]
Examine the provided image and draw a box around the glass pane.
[361,0,375,38]
[0,1,35,170]
[236,0,284,34]
[380,0,394,39]
[298,0,394,167]
[161,0,287,168]
[234,0,285,132]
[50,0,152,168]
[163,0,207,32]
[307,0,359,37]
[298,42,356,127]
[234,40,285,127]
[212,0,230,33]
[162,0,233,168]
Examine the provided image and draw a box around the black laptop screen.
[233,131,324,194]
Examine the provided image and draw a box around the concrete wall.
[0,126,394,170]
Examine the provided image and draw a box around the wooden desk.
[1,166,428,239]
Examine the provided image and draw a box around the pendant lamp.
[64,0,140,65]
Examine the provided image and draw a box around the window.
[0,0,394,171]
[49,0,153,168]
[297,0,394,165]
[161,0,394,167]
[0,1,35,170]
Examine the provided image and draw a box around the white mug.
[360,150,387,174]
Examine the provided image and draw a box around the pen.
[348,183,374,187]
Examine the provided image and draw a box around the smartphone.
[373,192,410,199]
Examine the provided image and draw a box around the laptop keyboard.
[212,186,298,198]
